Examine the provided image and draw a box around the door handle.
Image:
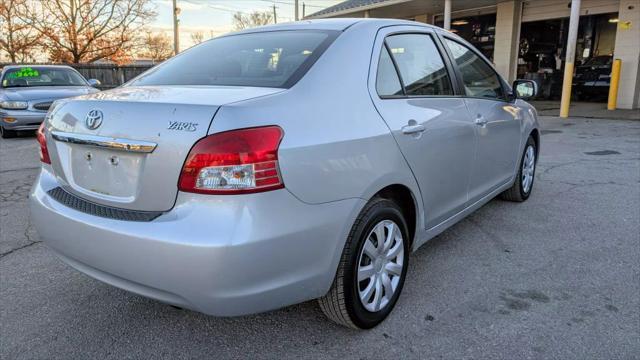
[401,123,425,135]
[474,117,488,126]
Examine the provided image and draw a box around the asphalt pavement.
[1,116,639,359]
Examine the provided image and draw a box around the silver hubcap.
[522,145,535,193]
[357,220,405,312]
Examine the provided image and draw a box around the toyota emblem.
[85,109,103,130]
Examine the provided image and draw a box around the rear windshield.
[129,30,337,88]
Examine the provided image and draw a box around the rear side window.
[376,46,403,96]
[444,39,505,100]
[129,31,336,88]
[384,34,453,96]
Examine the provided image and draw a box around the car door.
[442,37,522,204]
[369,28,476,229]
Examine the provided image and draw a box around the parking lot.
[1,116,638,359]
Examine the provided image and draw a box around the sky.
[151,0,344,51]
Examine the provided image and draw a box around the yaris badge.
[85,109,103,130]
[167,121,198,132]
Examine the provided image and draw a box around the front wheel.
[501,136,537,202]
[0,126,17,139]
[318,197,410,329]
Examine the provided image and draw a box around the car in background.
[573,55,613,101]
[0,65,100,138]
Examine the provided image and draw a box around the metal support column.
[444,0,452,30]
[559,0,581,118]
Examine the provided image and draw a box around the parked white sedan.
[30,19,539,329]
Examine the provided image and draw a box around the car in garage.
[0,65,100,138]
[30,19,539,329]
[573,55,613,101]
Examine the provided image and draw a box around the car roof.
[230,18,439,34]
[2,64,75,71]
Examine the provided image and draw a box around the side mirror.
[87,79,101,87]
[512,79,537,101]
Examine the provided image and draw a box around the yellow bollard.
[607,59,622,110]
[559,62,574,118]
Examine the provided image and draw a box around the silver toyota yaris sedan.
[30,19,540,329]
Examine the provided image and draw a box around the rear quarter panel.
[207,22,422,213]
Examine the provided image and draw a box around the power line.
[259,0,292,4]
[258,0,325,8]
[186,1,327,18]
[207,1,281,14]
[207,5,245,14]
[207,4,272,15]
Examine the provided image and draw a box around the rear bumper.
[30,166,364,316]
[0,110,44,130]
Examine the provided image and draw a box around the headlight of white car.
[0,100,29,110]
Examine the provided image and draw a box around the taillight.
[36,122,51,164]
[178,126,284,194]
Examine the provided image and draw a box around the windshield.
[1,67,88,88]
[129,30,337,88]
[584,56,612,66]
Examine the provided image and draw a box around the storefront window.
[518,12,618,101]
[436,14,496,61]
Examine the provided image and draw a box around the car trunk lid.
[46,86,284,212]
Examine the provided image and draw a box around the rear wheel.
[501,136,537,202]
[0,126,17,139]
[318,197,409,329]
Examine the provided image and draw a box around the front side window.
[129,31,335,88]
[385,34,453,96]
[444,39,505,100]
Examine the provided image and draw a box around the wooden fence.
[0,63,154,89]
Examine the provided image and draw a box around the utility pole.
[172,0,180,55]
[273,4,277,24]
[295,0,299,21]
[302,3,306,18]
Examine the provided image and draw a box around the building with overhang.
[306,0,640,110]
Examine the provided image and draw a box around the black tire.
[573,91,583,101]
[0,126,17,139]
[318,197,410,329]
[501,136,537,202]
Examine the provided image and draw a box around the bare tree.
[232,11,273,31]
[0,0,42,62]
[190,31,205,45]
[140,31,173,62]
[23,0,156,63]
